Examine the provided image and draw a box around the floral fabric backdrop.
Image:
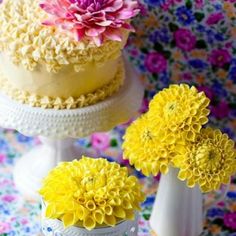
[126,0,236,141]
[0,0,236,236]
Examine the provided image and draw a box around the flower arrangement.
[123,84,236,192]
[39,0,140,46]
[39,157,145,230]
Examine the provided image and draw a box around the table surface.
[0,127,236,236]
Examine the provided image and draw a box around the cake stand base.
[13,137,84,199]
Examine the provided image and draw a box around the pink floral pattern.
[0,222,11,234]
[145,52,167,73]
[39,0,139,45]
[91,132,110,151]
[174,28,196,51]
[208,49,232,68]
[206,12,224,25]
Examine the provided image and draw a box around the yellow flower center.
[195,144,221,171]
[164,102,178,116]
[142,129,153,141]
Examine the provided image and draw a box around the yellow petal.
[104,214,116,226]
[83,216,96,230]
[93,210,104,224]
[187,178,195,188]
[124,210,135,220]
[113,206,126,218]
[45,204,56,218]
[62,213,77,228]
[122,199,133,209]
[103,205,113,215]
[178,170,187,181]
[160,164,169,174]
[76,205,85,220]
[86,200,96,211]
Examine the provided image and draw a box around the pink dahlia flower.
[39,0,140,45]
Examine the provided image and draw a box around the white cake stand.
[0,61,144,199]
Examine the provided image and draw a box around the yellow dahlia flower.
[39,157,145,230]
[122,114,186,176]
[174,128,236,192]
[148,84,210,142]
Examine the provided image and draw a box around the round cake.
[0,0,139,109]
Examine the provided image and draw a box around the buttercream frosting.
[0,0,127,73]
[0,54,121,98]
[0,60,125,109]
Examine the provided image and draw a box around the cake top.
[39,157,145,230]
[0,0,138,73]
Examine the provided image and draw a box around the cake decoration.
[39,157,145,230]
[122,83,236,192]
[39,0,140,46]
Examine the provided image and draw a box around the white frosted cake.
[0,0,139,109]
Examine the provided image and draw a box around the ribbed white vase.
[150,167,203,236]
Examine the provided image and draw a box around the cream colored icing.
[0,0,127,73]
[0,60,125,109]
[0,0,129,104]
[0,54,120,98]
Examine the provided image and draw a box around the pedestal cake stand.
[0,61,144,199]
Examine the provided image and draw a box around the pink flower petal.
[104,28,122,41]
[96,20,113,26]
[39,0,140,44]
[122,22,135,31]
[85,26,106,37]
[117,9,138,20]
[93,35,103,46]
[42,19,55,26]
[104,0,123,12]
[74,28,85,41]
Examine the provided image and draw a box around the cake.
[0,0,139,109]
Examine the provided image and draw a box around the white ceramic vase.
[150,167,203,236]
